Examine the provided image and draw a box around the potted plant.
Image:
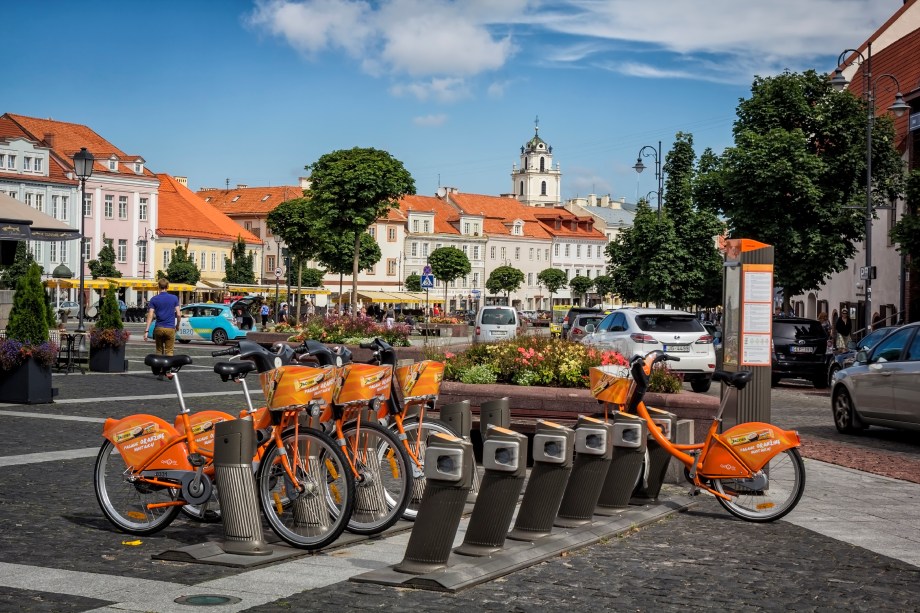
[89,283,130,373]
[0,263,58,404]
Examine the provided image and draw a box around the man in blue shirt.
[144,277,181,358]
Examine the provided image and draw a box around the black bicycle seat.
[712,370,753,390]
[145,354,193,375]
[214,361,257,381]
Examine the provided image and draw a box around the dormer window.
[34,157,43,172]
[134,162,143,173]
[232,196,241,202]
[261,195,270,201]
[108,158,118,171]
[512,221,523,236]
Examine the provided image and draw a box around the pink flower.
[445,352,456,359]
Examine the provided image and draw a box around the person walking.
[260,302,270,329]
[144,278,181,368]
[385,304,395,329]
[835,309,852,350]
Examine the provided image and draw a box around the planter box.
[90,344,127,373]
[0,357,54,404]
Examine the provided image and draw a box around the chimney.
[299,176,312,189]
[43,133,55,148]
[174,176,188,187]
[236,184,248,189]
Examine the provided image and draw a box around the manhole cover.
[174,594,242,606]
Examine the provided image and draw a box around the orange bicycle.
[591,350,805,522]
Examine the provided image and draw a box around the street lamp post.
[135,228,155,280]
[274,236,281,314]
[72,147,94,333]
[831,42,910,332]
[633,141,663,219]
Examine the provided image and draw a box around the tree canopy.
[485,265,524,299]
[592,274,615,302]
[0,241,37,289]
[88,235,121,279]
[537,268,567,306]
[305,147,415,312]
[404,272,421,292]
[224,237,256,284]
[163,243,200,285]
[6,263,50,344]
[429,246,471,309]
[568,275,594,304]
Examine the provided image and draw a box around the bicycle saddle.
[712,370,753,390]
[144,354,193,375]
[214,360,257,381]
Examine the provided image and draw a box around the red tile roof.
[197,185,305,215]
[158,174,262,244]
[0,117,77,186]
[399,194,461,234]
[3,113,157,179]
[446,191,605,240]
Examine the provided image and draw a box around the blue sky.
[6,0,901,203]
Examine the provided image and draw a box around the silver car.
[473,306,519,343]
[832,322,920,433]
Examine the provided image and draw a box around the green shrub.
[458,364,497,384]
[648,363,683,394]
[6,263,50,344]
[96,283,124,331]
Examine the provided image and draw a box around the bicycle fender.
[175,411,235,456]
[703,422,800,475]
[102,414,193,471]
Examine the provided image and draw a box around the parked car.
[562,306,603,339]
[568,313,606,343]
[57,300,81,318]
[771,317,830,388]
[826,325,899,387]
[831,322,920,434]
[473,305,519,343]
[582,308,716,392]
[146,302,248,345]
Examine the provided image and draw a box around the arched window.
[540,157,545,172]
[519,181,524,195]
[541,181,547,196]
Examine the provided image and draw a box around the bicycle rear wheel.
[396,417,459,521]
[343,421,412,535]
[712,447,805,522]
[93,440,181,535]
[259,429,353,550]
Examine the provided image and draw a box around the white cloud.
[390,77,470,102]
[486,79,514,98]
[247,0,373,57]
[413,114,447,127]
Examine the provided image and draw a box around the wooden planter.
[90,344,127,373]
[0,357,54,404]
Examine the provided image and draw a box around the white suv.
[582,308,716,392]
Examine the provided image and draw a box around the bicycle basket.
[395,360,445,402]
[335,363,393,404]
[260,364,336,411]
[588,366,631,404]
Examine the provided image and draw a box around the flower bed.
[89,327,130,349]
[277,314,411,347]
[0,338,57,370]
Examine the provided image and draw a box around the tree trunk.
[295,261,303,323]
[351,233,361,315]
[444,280,449,314]
[339,273,344,313]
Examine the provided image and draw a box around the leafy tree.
[593,274,616,302]
[696,70,903,310]
[485,265,524,302]
[95,282,124,331]
[6,263,50,344]
[405,272,421,292]
[537,268,567,308]
[891,169,920,322]
[662,132,725,309]
[224,237,255,284]
[0,241,38,289]
[429,246,471,310]
[606,200,681,306]
[305,147,415,313]
[164,243,200,285]
[88,234,121,279]
[568,275,594,305]
[317,232,381,310]
[299,267,325,288]
[267,196,323,271]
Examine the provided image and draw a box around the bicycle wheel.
[396,417,459,520]
[342,421,412,535]
[712,447,805,522]
[259,429,353,550]
[93,440,181,535]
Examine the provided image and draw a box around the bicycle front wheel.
[93,439,181,535]
[342,421,412,535]
[712,447,805,522]
[397,417,459,521]
[259,429,354,550]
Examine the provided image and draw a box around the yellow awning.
[43,278,118,290]
[227,284,329,296]
[103,278,159,290]
[169,283,196,292]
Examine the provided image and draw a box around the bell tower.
[511,116,561,207]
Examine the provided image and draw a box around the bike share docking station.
[354,412,693,592]
[631,408,678,503]
[439,399,480,505]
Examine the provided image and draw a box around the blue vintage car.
[146,302,248,345]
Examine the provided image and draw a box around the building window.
[31,241,42,261]
[565,269,571,279]
[576,244,581,258]
[23,157,32,172]
[84,240,92,262]
[267,255,275,271]
[60,241,68,263]
[61,196,68,221]
[473,246,480,260]
[0,154,4,168]
[490,246,496,259]
[519,181,523,195]
[564,244,570,257]
[35,194,44,213]
[423,220,430,233]
[163,250,170,268]
[104,195,114,218]
[515,247,520,260]
[108,159,117,171]
[411,242,418,257]
[138,241,147,265]
[413,219,419,232]
[367,263,376,275]
[244,221,252,231]
[528,272,533,286]
[201,252,207,269]
[189,251,196,266]
[119,196,128,219]
[24,193,32,208]
[529,247,534,259]
[51,196,59,218]
[422,242,429,257]
[387,258,397,275]
[462,245,468,255]
[541,181,547,196]
[117,240,127,263]
[7,155,16,169]
[139,198,147,221]
[388,227,396,242]
[84,193,92,217]
[536,248,540,261]
[472,272,479,287]
[501,247,506,260]
[49,241,57,262]
[462,276,468,288]
[586,245,592,258]
[464,223,470,235]
[368,226,376,238]
[554,244,559,257]
[545,249,549,260]
[540,157,545,172]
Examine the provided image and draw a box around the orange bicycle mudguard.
[699,422,800,477]
[102,414,193,471]
[174,410,234,455]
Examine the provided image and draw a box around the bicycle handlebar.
[625,350,680,413]
[212,347,239,357]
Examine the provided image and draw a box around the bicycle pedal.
[188,453,206,467]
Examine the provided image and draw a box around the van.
[474,306,519,343]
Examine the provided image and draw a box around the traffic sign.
[471,289,480,297]
[275,267,283,278]
[859,266,876,280]
[420,274,435,289]
[423,265,432,275]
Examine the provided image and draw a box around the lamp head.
[830,68,849,92]
[888,93,911,117]
[633,158,646,174]
[73,147,95,180]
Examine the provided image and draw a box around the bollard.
[595,412,647,514]
[632,407,677,503]
[439,400,479,503]
[394,434,473,574]
[213,419,272,556]
[478,397,510,440]
[507,420,575,541]
[455,426,528,556]
[554,416,615,528]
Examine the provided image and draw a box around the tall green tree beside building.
[224,237,256,284]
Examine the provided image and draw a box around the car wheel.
[690,376,712,393]
[211,328,228,345]
[771,375,780,387]
[833,388,864,434]
[178,338,191,344]
[827,364,840,388]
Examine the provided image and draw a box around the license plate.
[491,330,507,337]
[790,346,814,353]
[663,344,690,352]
